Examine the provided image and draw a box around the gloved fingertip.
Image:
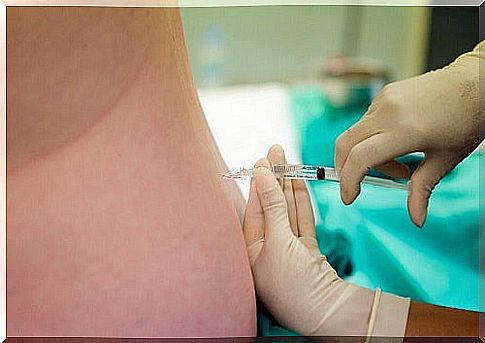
[343,195,353,206]
[411,210,427,228]
[340,188,350,205]
[269,144,284,155]
[408,196,428,228]
[340,184,358,205]
[341,194,352,206]
[254,157,271,169]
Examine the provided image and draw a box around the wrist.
[443,51,482,135]
[309,281,375,337]
[370,291,410,338]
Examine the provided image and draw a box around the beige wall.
[357,6,430,80]
[181,5,430,85]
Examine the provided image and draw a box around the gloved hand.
[243,145,410,337]
[335,42,484,227]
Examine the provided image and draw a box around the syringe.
[222,164,408,190]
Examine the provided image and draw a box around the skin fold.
[7,7,255,337]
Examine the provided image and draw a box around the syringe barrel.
[271,165,319,180]
[362,175,408,190]
[223,164,408,190]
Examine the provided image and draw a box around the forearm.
[405,301,479,337]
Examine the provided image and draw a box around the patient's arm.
[405,301,478,337]
[7,7,255,337]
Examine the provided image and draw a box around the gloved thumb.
[408,154,449,227]
[253,167,294,240]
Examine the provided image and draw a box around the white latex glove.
[335,42,484,227]
[243,145,410,337]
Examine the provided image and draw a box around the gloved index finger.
[267,144,298,236]
[339,132,415,205]
[253,167,294,241]
[267,144,285,188]
[335,114,375,173]
[292,179,315,239]
[242,158,270,248]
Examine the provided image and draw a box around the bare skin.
[405,301,479,337]
[7,7,255,337]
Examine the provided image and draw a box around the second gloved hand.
[335,42,483,227]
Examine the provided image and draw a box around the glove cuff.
[369,291,410,339]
